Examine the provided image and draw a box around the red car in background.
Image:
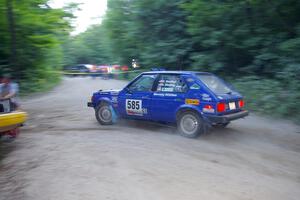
[121,65,129,71]
[96,65,109,73]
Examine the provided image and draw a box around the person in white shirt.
[0,75,19,110]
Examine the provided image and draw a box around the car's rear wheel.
[95,104,113,125]
[177,111,205,138]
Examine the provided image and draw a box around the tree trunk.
[6,0,18,77]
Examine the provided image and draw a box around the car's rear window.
[196,74,232,94]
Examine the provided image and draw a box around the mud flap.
[201,114,212,134]
[110,105,118,124]
[202,114,212,127]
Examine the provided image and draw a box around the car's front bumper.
[87,102,93,107]
[204,110,249,124]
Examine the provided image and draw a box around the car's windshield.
[128,74,157,92]
[196,74,232,94]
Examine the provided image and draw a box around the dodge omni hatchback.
[88,71,249,138]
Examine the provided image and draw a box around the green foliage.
[1,0,299,121]
[64,0,193,68]
[62,24,113,66]
[0,0,74,92]
[61,0,300,121]
[183,0,300,76]
[233,76,300,122]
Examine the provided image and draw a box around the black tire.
[213,122,230,128]
[177,111,206,138]
[95,104,113,125]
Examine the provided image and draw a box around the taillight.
[203,104,215,113]
[217,102,226,112]
[239,100,245,108]
[204,105,213,109]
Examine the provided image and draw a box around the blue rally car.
[87,71,249,138]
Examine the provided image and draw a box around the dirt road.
[1,77,300,200]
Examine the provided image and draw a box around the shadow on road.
[116,118,242,140]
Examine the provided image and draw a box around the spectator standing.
[0,75,19,110]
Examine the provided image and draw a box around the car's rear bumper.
[204,110,249,124]
[87,102,93,107]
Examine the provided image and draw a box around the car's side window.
[128,74,157,92]
[155,74,188,93]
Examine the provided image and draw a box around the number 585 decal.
[126,99,143,116]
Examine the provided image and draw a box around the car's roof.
[142,71,212,75]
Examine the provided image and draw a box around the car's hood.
[96,89,121,95]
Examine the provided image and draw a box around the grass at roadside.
[232,76,300,124]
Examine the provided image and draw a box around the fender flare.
[95,97,118,122]
[175,105,202,119]
[95,97,112,107]
[175,105,211,124]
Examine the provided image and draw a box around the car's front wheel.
[95,104,113,125]
[177,111,205,138]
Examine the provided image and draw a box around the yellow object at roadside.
[0,111,27,132]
